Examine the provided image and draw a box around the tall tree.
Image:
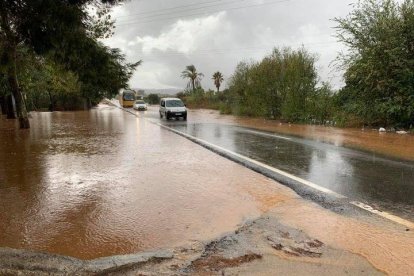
[181,65,204,93]
[0,0,124,129]
[212,71,224,93]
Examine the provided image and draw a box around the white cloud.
[131,61,177,89]
[130,12,229,55]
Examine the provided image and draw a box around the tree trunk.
[6,46,30,128]
[86,97,92,109]
[5,94,16,119]
[0,96,6,115]
[48,91,54,112]
[191,79,195,93]
[1,7,30,129]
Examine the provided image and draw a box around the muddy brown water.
[0,106,293,259]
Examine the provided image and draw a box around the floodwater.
[0,105,292,259]
[142,108,414,220]
[1,105,414,262]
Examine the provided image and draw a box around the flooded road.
[0,105,293,259]
[1,104,413,274]
[141,107,414,220]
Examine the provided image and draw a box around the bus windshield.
[166,100,184,107]
[123,92,135,101]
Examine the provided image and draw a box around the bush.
[222,47,326,122]
[145,94,160,105]
[335,0,414,127]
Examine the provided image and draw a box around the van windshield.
[135,101,145,104]
[166,100,184,107]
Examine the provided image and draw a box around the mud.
[189,253,263,272]
[266,236,323,258]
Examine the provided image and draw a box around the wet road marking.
[237,129,292,141]
[105,100,414,229]
[350,201,414,229]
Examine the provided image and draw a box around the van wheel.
[183,116,187,121]
[166,114,170,120]
[160,112,163,119]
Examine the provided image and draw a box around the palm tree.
[181,65,204,93]
[212,71,224,93]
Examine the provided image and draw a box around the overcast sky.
[103,0,356,91]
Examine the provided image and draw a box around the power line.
[115,0,291,27]
[116,0,245,23]
[115,0,225,19]
[116,0,290,26]
[116,0,265,23]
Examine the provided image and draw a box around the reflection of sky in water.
[307,150,355,196]
[170,123,414,219]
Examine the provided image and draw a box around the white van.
[159,98,187,121]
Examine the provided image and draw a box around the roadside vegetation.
[178,0,414,130]
[0,0,140,128]
[334,0,414,128]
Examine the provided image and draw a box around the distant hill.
[131,88,182,96]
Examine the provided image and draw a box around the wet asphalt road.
[139,106,414,220]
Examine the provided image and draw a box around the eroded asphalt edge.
[109,100,414,229]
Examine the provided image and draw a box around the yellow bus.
[119,90,136,108]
